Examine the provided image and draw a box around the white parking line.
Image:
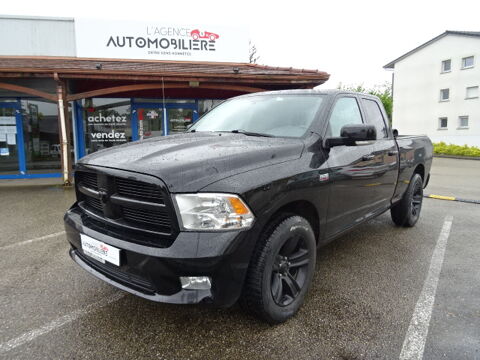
[0,292,125,354]
[0,231,66,251]
[399,215,453,360]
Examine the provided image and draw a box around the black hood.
[79,132,304,192]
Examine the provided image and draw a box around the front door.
[360,97,399,212]
[0,105,21,175]
[324,95,379,238]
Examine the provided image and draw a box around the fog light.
[180,276,212,290]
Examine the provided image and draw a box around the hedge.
[433,142,480,157]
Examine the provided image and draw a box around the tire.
[391,173,424,227]
[241,215,316,324]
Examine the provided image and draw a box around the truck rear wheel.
[391,173,423,227]
[241,215,316,324]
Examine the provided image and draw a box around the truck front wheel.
[241,215,316,324]
[391,173,424,227]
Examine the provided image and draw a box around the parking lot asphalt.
[0,157,479,360]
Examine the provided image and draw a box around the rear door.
[324,95,379,238]
[360,97,399,211]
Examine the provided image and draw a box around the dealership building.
[0,15,329,184]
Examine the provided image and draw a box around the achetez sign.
[75,19,249,62]
[87,111,127,144]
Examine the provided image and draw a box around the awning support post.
[55,76,73,186]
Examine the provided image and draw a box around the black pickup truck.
[65,90,433,323]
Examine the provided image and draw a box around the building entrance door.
[0,104,23,176]
[0,99,63,180]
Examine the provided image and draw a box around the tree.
[338,82,393,123]
[249,41,260,64]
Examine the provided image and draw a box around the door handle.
[388,150,398,156]
[362,154,375,161]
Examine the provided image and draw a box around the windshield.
[189,94,325,138]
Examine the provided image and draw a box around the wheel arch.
[262,200,320,245]
[413,163,425,181]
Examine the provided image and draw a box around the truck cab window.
[327,97,363,137]
[363,99,388,139]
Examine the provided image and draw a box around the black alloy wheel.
[271,234,310,306]
[411,179,423,219]
[241,215,316,324]
[391,173,424,227]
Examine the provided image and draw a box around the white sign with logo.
[0,117,16,125]
[75,19,249,62]
[81,234,120,266]
[0,126,17,134]
[87,112,128,143]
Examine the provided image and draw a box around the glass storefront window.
[137,107,163,139]
[198,99,223,117]
[21,99,73,173]
[0,107,19,174]
[134,98,195,104]
[168,108,193,134]
[82,98,131,155]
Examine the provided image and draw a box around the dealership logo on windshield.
[105,27,220,56]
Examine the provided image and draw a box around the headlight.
[174,193,254,231]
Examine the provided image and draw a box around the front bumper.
[65,206,257,307]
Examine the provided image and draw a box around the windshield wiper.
[231,129,274,137]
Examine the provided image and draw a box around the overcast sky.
[2,0,479,88]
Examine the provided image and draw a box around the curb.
[424,194,480,205]
[434,154,480,161]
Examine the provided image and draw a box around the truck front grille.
[121,207,171,228]
[115,178,164,203]
[77,171,98,190]
[74,168,178,248]
[85,196,103,213]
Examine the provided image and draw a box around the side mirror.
[325,124,376,148]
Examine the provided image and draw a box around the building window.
[81,98,131,155]
[441,59,451,73]
[133,98,195,104]
[440,88,450,101]
[462,56,474,69]
[466,86,479,99]
[458,116,469,129]
[438,117,448,129]
[198,99,224,117]
[21,99,73,172]
[168,108,194,134]
[0,106,20,174]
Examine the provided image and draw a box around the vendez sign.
[87,113,127,143]
[75,19,249,62]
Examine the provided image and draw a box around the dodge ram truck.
[64,90,433,323]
